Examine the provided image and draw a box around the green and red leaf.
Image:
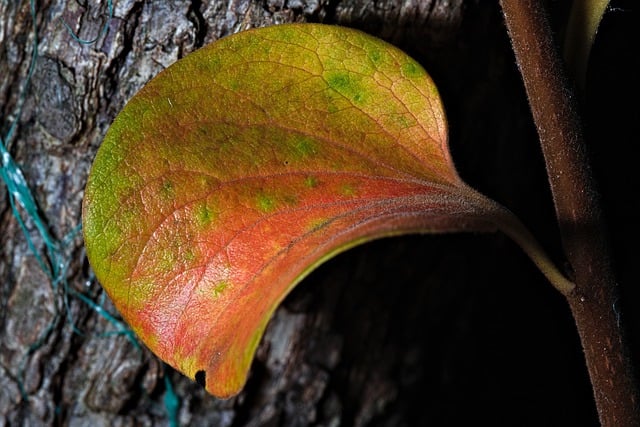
[82,23,571,398]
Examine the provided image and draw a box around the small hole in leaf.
[195,370,206,388]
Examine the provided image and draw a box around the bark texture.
[0,1,636,426]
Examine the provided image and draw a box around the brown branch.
[498,1,639,425]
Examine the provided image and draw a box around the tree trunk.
[1,1,635,425]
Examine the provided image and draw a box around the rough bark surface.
[0,1,636,426]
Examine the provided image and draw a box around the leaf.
[563,0,610,90]
[82,23,572,398]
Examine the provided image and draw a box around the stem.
[499,1,638,425]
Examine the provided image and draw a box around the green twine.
[0,0,56,279]
[3,1,181,421]
[62,0,114,45]
[3,2,181,421]
[68,282,140,347]
[164,367,180,427]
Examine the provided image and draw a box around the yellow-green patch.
[256,193,277,213]
[160,180,175,200]
[325,71,367,105]
[401,60,424,79]
[307,217,331,233]
[367,47,383,65]
[391,114,415,129]
[212,280,230,297]
[304,175,319,188]
[195,202,217,227]
[340,184,356,197]
[157,247,177,273]
[289,135,318,160]
[184,249,196,263]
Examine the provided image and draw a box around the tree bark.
[0,1,636,426]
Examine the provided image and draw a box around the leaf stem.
[499,1,639,425]
[494,208,574,296]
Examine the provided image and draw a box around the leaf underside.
[82,23,568,398]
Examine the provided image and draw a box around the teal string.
[62,0,114,45]
[164,368,180,427]
[2,2,181,420]
[1,0,137,400]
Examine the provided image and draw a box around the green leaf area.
[82,24,572,398]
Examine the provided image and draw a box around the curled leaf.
[83,24,572,398]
